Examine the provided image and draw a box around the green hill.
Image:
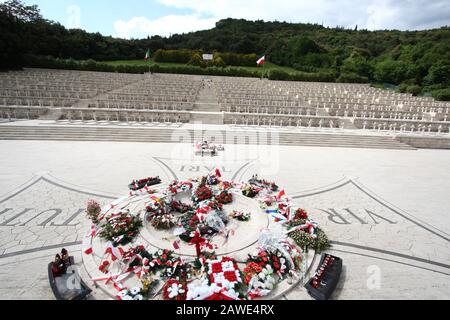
[1,0,449,99]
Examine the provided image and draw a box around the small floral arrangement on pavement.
[249,176,279,192]
[230,210,251,222]
[243,261,276,299]
[215,190,233,204]
[129,176,162,191]
[150,214,177,230]
[192,185,213,203]
[86,200,101,223]
[171,200,192,213]
[99,211,142,246]
[293,208,309,221]
[117,286,146,301]
[286,218,329,252]
[168,180,193,195]
[242,184,260,198]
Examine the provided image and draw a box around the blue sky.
[21,0,195,36]
[16,0,450,39]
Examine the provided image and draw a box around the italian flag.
[257,55,266,66]
[144,49,151,61]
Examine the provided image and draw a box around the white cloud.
[114,14,217,39]
[156,0,450,30]
[115,0,450,38]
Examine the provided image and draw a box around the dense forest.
[1,0,449,100]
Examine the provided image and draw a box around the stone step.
[0,138,414,150]
[0,126,416,149]
[0,131,408,144]
[0,126,409,140]
[190,112,224,125]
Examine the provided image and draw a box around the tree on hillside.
[424,60,450,87]
[341,52,374,78]
[0,0,42,22]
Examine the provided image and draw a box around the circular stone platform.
[82,179,320,300]
[138,190,270,258]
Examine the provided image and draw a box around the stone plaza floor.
[0,139,450,299]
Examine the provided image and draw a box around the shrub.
[406,85,422,96]
[337,73,368,83]
[267,69,290,80]
[431,88,450,101]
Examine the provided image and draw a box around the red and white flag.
[257,55,266,66]
[105,242,125,261]
[144,49,151,61]
[276,189,286,200]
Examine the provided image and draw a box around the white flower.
[130,287,141,296]
[259,272,266,280]
[222,261,234,272]
[157,250,163,255]
[280,258,286,264]
[122,295,133,300]
[133,294,144,300]
[168,283,181,299]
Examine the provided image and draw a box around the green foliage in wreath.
[99,214,143,246]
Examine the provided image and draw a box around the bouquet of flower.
[163,279,187,300]
[168,180,193,195]
[230,210,251,222]
[243,262,276,299]
[220,181,233,191]
[121,245,151,267]
[163,260,193,282]
[201,256,243,300]
[293,208,308,221]
[148,249,173,268]
[286,219,329,252]
[129,176,162,191]
[86,200,101,223]
[247,249,291,277]
[146,200,169,217]
[147,249,185,277]
[150,214,177,230]
[249,177,279,192]
[171,200,192,213]
[99,211,143,246]
[117,286,145,300]
[242,184,260,198]
[205,173,220,186]
[215,190,233,204]
[192,185,213,203]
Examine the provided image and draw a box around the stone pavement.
[0,140,449,299]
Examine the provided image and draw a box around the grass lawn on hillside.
[102,59,299,75]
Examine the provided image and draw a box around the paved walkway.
[0,140,449,299]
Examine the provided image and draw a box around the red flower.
[211,263,223,274]
[295,209,309,220]
[224,271,238,283]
